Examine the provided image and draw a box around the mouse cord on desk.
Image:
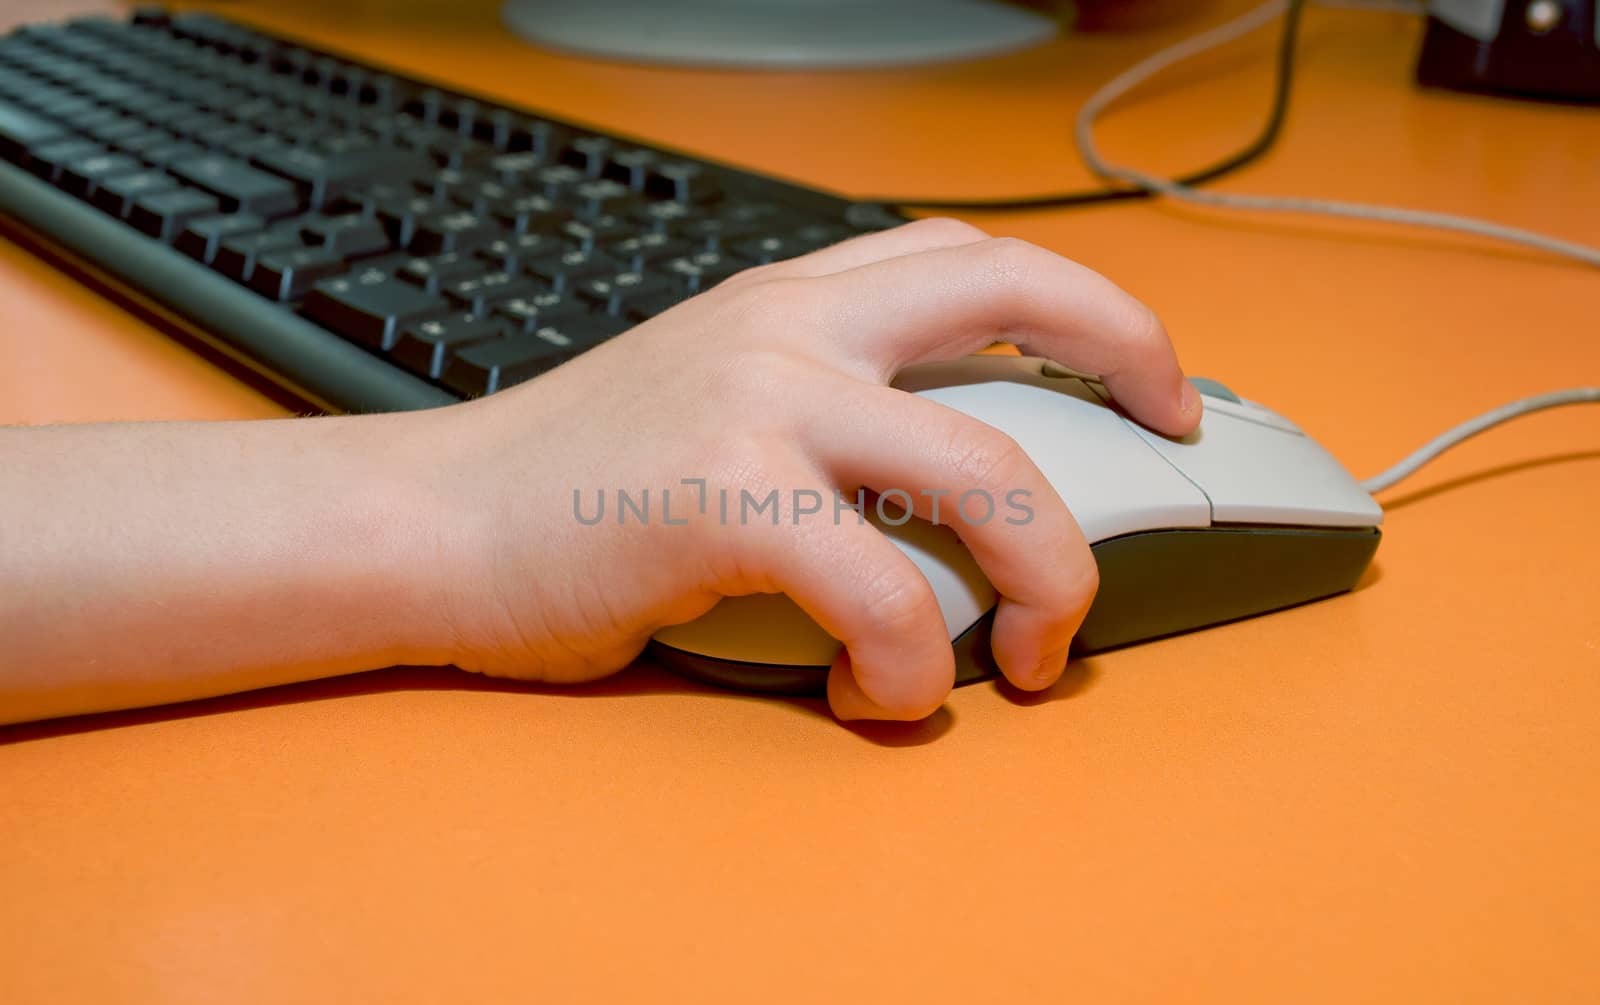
[1073,0,1600,269]
[863,0,1310,212]
[1359,389,1600,494]
[867,0,1421,213]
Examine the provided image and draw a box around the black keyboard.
[0,10,905,411]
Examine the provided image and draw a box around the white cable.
[1359,388,1600,493]
[1072,1,1600,269]
[1070,6,1599,494]
[1322,0,1425,13]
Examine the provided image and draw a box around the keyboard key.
[129,187,222,241]
[532,163,584,197]
[442,316,626,396]
[26,138,102,182]
[486,151,543,182]
[441,270,542,314]
[59,151,142,196]
[609,231,689,268]
[30,95,94,121]
[412,165,479,202]
[645,160,718,202]
[0,99,66,163]
[58,101,121,130]
[253,143,432,209]
[401,86,446,123]
[167,111,231,142]
[716,201,787,229]
[484,192,566,233]
[739,223,850,264]
[136,99,194,131]
[426,132,489,170]
[674,216,759,250]
[374,193,440,246]
[171,153,301,216]
[526,247,621,291]
[409,209,497,254]
[560,135,611,175]
[142,139,207,169]
[251,246,348,300]
[477,110,555,153]
[391,312,504,379]
[302,268,446,349]
[176,212,265,263]
[574,270,672,315]
[573,178,635,218]
[437,97,480,135]
[551,215,630,251]
[493,289,582,332]
[396,252,479,293]
[662,250,751,293]
[87,118,150,147]
[448,178,515,214]
[214,225,307,282]
[601,148,658,190]
[89,168,176,216]
[298,213,391,258]
[476,231,564,271]
[630,200,694,231]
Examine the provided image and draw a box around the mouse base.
[650,525,1381,697]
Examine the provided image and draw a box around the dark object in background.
[1417,0,1600,102]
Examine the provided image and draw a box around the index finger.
[783,237,1202,437]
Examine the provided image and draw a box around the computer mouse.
[649,355,1383,695]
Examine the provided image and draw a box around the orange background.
[2,2,1598,1001]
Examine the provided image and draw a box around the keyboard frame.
[0,13,906,414]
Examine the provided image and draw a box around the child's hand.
[416,219,1201,722]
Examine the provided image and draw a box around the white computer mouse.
[650,354,1383,694]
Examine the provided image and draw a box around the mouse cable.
[862,0,1310,212]
[1359,388,1600,494]
[1074,1,1600,268]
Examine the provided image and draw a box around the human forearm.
[0,413,453,724]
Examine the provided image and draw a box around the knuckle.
[1055,553,1100,613]
[979,236,1041,288]
[904,216,988,244]
[1130,300,1168,352]
[1028,556,1100,657]
[698,434,780,499]
[716,260,779,291]
[724,275,815,327]
[947,424,1028,493]
[1112,300,1169,373]
[858,568,941,638]
[707,346,799,407]
[1029,523,1099,615]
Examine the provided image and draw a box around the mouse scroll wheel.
[1039,359,1102,383]
[1186,377,1242,403]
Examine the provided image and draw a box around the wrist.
[324,407,478,669]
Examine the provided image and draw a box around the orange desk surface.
[2,2,1598,1001]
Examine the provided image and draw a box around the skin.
[0,219,1200,726]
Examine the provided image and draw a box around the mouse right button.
[1126,410,1383,529]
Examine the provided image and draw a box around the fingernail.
[1031,647,1071,687]
[1180,379,1201,416]
[831,687,878,722]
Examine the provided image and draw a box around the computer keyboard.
[0,9,904,411]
